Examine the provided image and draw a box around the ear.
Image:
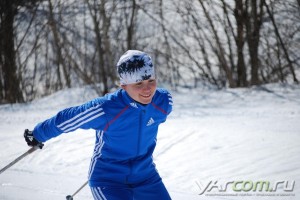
[121,85,126,90]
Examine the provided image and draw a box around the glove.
[24,129,44,149]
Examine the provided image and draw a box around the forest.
[0,0,299,103]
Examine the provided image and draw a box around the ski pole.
[0,145,43,175]
[66,180,88,200]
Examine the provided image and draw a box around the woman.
[24,50,173,200]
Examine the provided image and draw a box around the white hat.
[117,50,155,85]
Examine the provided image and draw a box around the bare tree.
[243,0,264,85]
[47,0,71,90]
[1,0,299,103]
[262,0,298,83]
[233,0,248,86]
[125,0,137,50]
[85,0,116,94]
[0,0,27,103]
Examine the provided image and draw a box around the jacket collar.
[121,89,152,109]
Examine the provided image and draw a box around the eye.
[134,82,143,88]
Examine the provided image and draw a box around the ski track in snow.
[0,83,300,200]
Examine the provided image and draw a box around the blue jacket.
[33,88,173,186]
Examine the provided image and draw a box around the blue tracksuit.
[33,88,173,199]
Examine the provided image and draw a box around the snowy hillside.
[0,84,300,200]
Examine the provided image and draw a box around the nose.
[142,83,151,91]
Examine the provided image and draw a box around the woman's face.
[122,79,157,104]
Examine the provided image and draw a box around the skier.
[24,50,173,200]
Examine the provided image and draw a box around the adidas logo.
[130,102,138,108]
[28,136,34,142]
[147,117,155,126]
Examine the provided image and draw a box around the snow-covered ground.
[0,83,299,200]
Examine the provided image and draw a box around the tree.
[233,0,248,86]
[1,0,299,103]
[0,0,25,103]
[262,0,298,83]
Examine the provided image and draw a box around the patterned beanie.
[117,50,155,85]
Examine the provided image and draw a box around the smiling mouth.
[140,94,151,98]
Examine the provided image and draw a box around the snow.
[0,83,300,200]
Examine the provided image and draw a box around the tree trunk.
[234,0,247,87]
[263,0,298,83]
[0,0,23,103]
[245,0,263,85]
[127,0,136,50]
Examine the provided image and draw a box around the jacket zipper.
[137,110,145,156]
[126,160,132,184]
[126,109,144,183]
